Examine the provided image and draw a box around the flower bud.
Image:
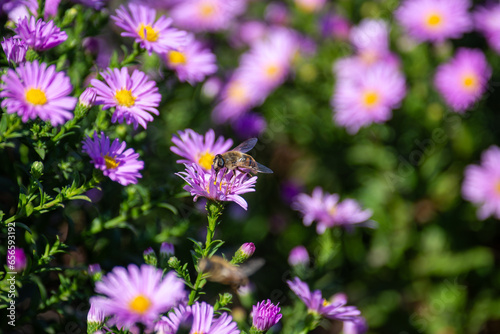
[7,247,27,272]
[288,246,309,267]
[232,242,255,264]
[143,247,157,267]
[79,87,97,108]
[168,256,181,269]
[31,161,44,179]
[159,242,175,268]
[88,264,102,281]
[1,37,28,64]
[250,299,282,333]
[87,300,104,333]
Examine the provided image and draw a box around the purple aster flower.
[349,19,390,59]
[190,301,240,334]
[434,48,491,113]
[72,0,108,10]
[165,33,217,85]
[82,131,144,186]
[462,146,500,220]
[13,16,67,51]
[288,245,309,267]
[287,277,361,321]
[91,264,187,330]
[202,76,223,99]
[154,305,189,334]
[320,14,350,40]
[1,37,27,64]
[251,300,282,332]
[474,4,500,54]
[7,247,27,272]
[265,2,290,26]
[176,163,257,210]
[111,3,186,56]
[395,0,472,43]
[79,87,97,108]
[170,0,246,32]
[0,60,76,125]
[231,113,267,140]
[170,128,233,171]
[292,187,373,234]
[343,316,368,334]
[91,67,161,129]
[230,21,268,48]
[332,62,406,134]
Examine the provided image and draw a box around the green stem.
[120,43,142,67]
[298,313,322,334]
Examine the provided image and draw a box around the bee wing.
[240,258,265,277]
[232,138,258,153]
[256,162,273,174]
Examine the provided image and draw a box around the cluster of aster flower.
[171,129,258,210]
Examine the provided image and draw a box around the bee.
[212,138,273,176]
[198,255,265,288]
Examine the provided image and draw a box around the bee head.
[213,154,225,172]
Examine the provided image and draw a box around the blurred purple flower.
[287,277,361,321]
[280,180,304,205]
[165,33,217,85]
[91,264,186,330]
[170,128,233,171]
[82,131,144,186]
[91,67,161,129]
[395,0,472,43]
[160,242,175,257]
[202,76,223,99]
[251,300,282,332]
[154,305,189,334]
[292,187,373,234]
[230,21,267,48]
[1,37,27,64]
[343,316,368,334]
[0,60,76,126]
[72,0,107,10]
[112,3,186,56]
[462,146,500,220]
[87,301,105,325]
[474,4,500,54]
[320,14,350,40]
[288,245,309,267]
[8,247,27,272]
[13,16,67,51]
[190,301,239,334]
[265,2,289,26]
[232,113,267,140]
[434,48,491,112]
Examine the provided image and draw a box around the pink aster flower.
[292,187,373,234]
[176,163,257,210]
[13,16,67,51]
[434,48,491,112]
[395,0,472,43]
[0,60,76,125]
[170,128,233,171]
[332,62,406,134]
[165,33,217,85]
[288,245,309,267]
[111,3,186,56]
[251,300,282,332]
[474,4,500,54]
[82,131,144,186]
[462,146,500,220]
[190,301,239,334]
[287,277,362,321]
[91,264,186,330]
[91,67,161,129]
[170,0,246,32]
[1,37,27,64]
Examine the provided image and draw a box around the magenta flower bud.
[1,37,28,64]
[7,247,27,272]
[87,301,105,325]
[88,264,102,281]
[251,299,282,332]
[143,247,158,267]
[288,246,309,267]
[232,242,256,264]
[160,242,175,257]
[79,87,97,108]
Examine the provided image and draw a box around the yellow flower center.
[25,88,48,106]
[323,299,330,306]
[200,3,215,17]
[426,13,442,28]
[104,155,120,169]
[495,181,500,195]
[362,91,380,108]
[198,151,215,170]
[115,89,137,107]
[462,74,478,91]
[168,51,187,66]
[128,295,151,314]
[329,206,337,216]
[227,82,248,104]
[137,24,159,42]
[265,64,280,79]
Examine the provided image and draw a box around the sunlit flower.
[165,33,217,85]
[13,16,67,51]
[474,4,500,54]
[1,37,27,64]
[190,301,240,334]
[292,187,373,234]
[91,67,161,129]
[0,60,76,125]
[170,128,233,171]
[287,277,362,321]
[288,245,309,267]
[251,300,282,332]
[332,62,405,134]
[170,0,246,32]
[434,48,491,112]
[91,264,186,330]
[82,131,144,186]
[112,3,186,55]
[176,163,257,210]
[462,146,500,220]
[395,0,472,43]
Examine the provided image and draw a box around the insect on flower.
[198,255,265,288]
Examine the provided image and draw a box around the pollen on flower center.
[168,51,187,65]
[25,88,48,105]
[426,13,442,27]
[129,294,151,314]
[104,155,120,169]
[362,90,380,108]
[198,151,215,170]
[200,3,215,17]
[227,82,248,104]
[137,23,159,42]
[115,89,137,107]
[322,299,330,306]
